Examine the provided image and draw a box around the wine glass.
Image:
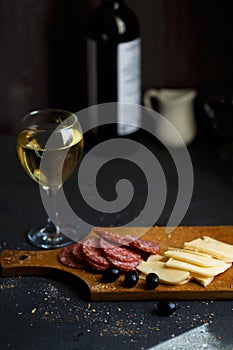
[16,109,84,249]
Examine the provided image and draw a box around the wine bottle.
[86,0,141,140]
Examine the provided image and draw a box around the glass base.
[27,226,74,249]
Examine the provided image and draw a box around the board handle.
[0,249,92,300]
[0,249,62,277]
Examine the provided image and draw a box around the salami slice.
[129,237,160,254]
[100,238,142,263]
[82,237,110,268]
[86,259,109,271]
[94,229,160,254]
[72,242,85,264]
[58,244,82,269]
[93,229,132,246]
[105,255,142,271]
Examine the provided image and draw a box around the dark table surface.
[1,133,233,350]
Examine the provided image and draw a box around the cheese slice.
[167,247,220,258]
[191,274,214,287]
[164,249,226,267]
[184,236,233,262]
[137,260,190,285]
[176,277,191,285]
[165,258,232,277]
[139,273,190,285]
[146,254,168,263]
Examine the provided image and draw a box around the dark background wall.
[1,0,233,134]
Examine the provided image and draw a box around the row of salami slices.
[58,229,160,272]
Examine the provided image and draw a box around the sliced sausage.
[105,255,142,271]
[100,238,142,263]
[128,237,160,254]
[93,229,132,246]
[58,244,82,269]
[72,242,85,264]
[82,237,110,269]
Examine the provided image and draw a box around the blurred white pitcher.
[143,88,197,147]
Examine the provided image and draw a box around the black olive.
[146,273,159,290]
[102,267,121,283]
[156,300,177,316]
[124,270,139,288]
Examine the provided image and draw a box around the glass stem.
[44,187,61,237]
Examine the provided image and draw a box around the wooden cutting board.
[1,226,233,300]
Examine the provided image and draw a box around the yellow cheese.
[164,249,226,267]
[137,260,190,285]
[165,258,232,277]
[184,236,233,262]
[176,277,191,285]
[191,274,214,287]
[139,273,190,285]
[138,235,233,288]
[146,254,168,262]
[167,247,220,258]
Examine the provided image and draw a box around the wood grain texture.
[1,226,233,301]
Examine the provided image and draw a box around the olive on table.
[124,270,139,288]
[156,300,177,316]
[146,273,159,290]
[102,267,121,283]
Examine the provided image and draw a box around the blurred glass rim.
[21,108,80,132]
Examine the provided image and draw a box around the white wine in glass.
[16,109,83,249]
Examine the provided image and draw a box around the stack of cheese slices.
[137,236,233,287]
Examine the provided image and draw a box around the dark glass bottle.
[86,0,141,142]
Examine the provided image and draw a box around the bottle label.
[117,38,141,135]
[87,37,141,135]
